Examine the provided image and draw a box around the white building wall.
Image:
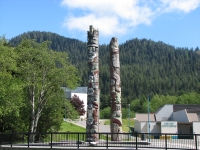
[161,121,177,133]
[155,105,173,121]
[193,122,200,134]
[193,122,200,142]
[71,92,87,119]
[172,109,189,122]
[134,122,147,133]
[140,122,147,133]
[134,122,141,133]
[135,122,161,133]
[148,122,161,133]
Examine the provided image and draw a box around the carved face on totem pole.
[110,37,119,52]
[86,25,99,142]
[87,29,99,45]
[110,37,122,141]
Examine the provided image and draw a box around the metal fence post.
[165,134,167,150]
[195,134,197,150]
[28,133,30,148]
[136,133,138,150]
[50,133,52,148]
[10,133,13,147]
[82,133,84,141]
[78,133,80,149]
[106,133,108,149]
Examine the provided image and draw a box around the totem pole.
[86,25,100,142]
[110,37,122,141]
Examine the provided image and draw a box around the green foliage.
[0,37,80,134]
[64,100,79,120]
[100,106,135,119]
[9,31,200,110]
[130,97,147,113]
[150,93,200,113]
[122,107,135,119]
[2,31,200,133]
[100,107,110,119]
[36,90,65,133]
[0,37,24,132]
[18,39,79,135]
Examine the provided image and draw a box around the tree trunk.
[29,86,35,143]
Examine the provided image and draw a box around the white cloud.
[62,14,126,36]
[61,0,200,36]
[160,0,200,13]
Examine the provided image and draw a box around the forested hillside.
[9,31,200,109]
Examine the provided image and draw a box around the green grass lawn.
[59,121,85,132]
[58,121,110,141]
[59,118,134,133]
[55,120,134,141]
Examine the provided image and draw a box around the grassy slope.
[60,119,135,133]
[59,121,85,132]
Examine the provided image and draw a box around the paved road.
[72,119,110,132]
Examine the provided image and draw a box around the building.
[134,104,200,136]
[61,87,87,119]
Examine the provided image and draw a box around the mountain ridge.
[9,31,200,108]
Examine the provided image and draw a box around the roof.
[187,113,199,122]
[135,105,200,123]
[154,105,165,114]
[135,113,155,122]
[61,87,87,93]
[173,104,200,113]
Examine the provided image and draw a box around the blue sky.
[0,0,200,48]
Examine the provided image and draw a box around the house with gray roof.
[134,104,200,136]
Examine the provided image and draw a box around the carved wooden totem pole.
[110,37,122,141]
[86,25,99,142]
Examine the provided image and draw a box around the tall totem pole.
[110,37,122,141]
[86,25,100,142]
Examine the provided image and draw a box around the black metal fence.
[0,132,199,149]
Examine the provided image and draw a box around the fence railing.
[0,132,199,149]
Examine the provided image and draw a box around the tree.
[70,94,86,116]
[100,107,110,119]
[0,37,24,132]
[64,100,79,120]
[15,39,80,142]
[9,31,200,110]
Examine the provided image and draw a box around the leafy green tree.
[0,37,24,132]
[130,97,147,113]
[122,107,135,119]
[100,107,110,119]
[36,90,65,133]
[64,100,79,120]
[15,39,80,142]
